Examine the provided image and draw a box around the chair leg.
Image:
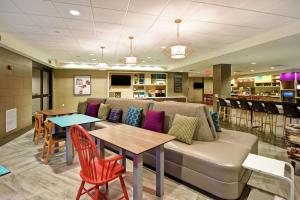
[45,142,52,164]
[119,176,129,200]
[41,141,47,160]
[93,187,100,200]
[76,181,85,200]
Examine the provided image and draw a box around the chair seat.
[80,159,125,184]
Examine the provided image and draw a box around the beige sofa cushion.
[105,98,151,125]
[152,101,216,141]
[147,139,250,183]
[87,98,106,104]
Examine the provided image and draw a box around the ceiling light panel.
[54,3,93,20]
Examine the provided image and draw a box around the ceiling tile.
[0,12,35,25]
[93,7,125,24]
[124,12,157,30]
[91,0,129,11]
[10,25,44,34]
[30,15,66,28]
[160,0,192,18]
[0,0,20,12]
[94,22,122,32]
[41,27,72,37]
[129,0,168,15]
[54,2,93,20]
[12,0,59,16]
[52,0,91,6]
[64,19,94,31]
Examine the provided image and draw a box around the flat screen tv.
[193,82,204,89]
[111,75,131,86]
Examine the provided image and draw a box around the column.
[213,64,231,111]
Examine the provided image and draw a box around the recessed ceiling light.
[91,58,96,61]
[147,56,151,59]
[250,69,254,72]
[70,10,80,16]
[251,62,256,65]
[89,53,95,56]
[161,46,166,49]
[270,66,275,70]
[197,72,201,74]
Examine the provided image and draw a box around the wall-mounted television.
[111,75,131,86]
[193,82,204,89]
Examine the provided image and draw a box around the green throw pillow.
[77,101,87,114]
[168,114,198,145]
[98,104,111,120]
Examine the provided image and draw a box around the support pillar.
[213,64,231,111]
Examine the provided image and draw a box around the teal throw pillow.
[125,107,143,127]
[211,111,222,132]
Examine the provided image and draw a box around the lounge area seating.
[78,98,258,199]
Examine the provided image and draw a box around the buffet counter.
[230,95,281,102]
[136,96,187,102]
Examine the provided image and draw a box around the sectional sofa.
[79,98,258,199]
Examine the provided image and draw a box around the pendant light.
[167,19,191,59]
[125,36,137,65]
[97,46,109,70]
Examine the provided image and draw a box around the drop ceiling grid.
[0,0,299,67]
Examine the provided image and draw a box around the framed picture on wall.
[74,75,91,96]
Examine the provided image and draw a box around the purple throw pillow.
[143,110,165,133]
[85,103,100,117]
[108,108,122,123]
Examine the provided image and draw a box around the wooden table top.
[89,124,175,155]
[39,108,77,116]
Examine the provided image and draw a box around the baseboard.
[0,125,34,146]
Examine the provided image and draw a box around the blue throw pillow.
[211,111,222,132]
[125,107,143,127]
[108,108,122,123]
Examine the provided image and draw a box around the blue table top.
[48,114,100,128]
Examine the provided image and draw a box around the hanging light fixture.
[165,19,191,59]
[124,36,137,65]
[96,46,109,70]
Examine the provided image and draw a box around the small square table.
[89,124,175,200]
[242,153,295,200]
[48,114,100,165]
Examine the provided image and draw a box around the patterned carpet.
[0,129,299,200]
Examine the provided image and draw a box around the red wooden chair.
[70,125,129,200]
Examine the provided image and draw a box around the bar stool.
[239,100,251,127]
[251,101,266,132]
[282,102,300,130]
[33,112,44,144]
[264,101,282,136]
[229,99,240,125]
[218,98,230,121]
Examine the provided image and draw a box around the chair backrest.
[240,100,251,110]
[70,125,120,184]
[44,120,54,143]
[282,102,300,118]
[264,102,279,115]
[229,99,240,109]
[251,101,265,112]
[35,113,43,130]
[218,98,227,107]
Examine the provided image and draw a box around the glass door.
[32,65,52,116]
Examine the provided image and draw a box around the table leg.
[66,127,73,165]
[156,145,164,197]
[97,138,105,158]
[133,154,143,200]
[119,148,126,170]
[90,122,95,131]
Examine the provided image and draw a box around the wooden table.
[89,124,175,200]
[39,108,76,117]
[48,114,100,165]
